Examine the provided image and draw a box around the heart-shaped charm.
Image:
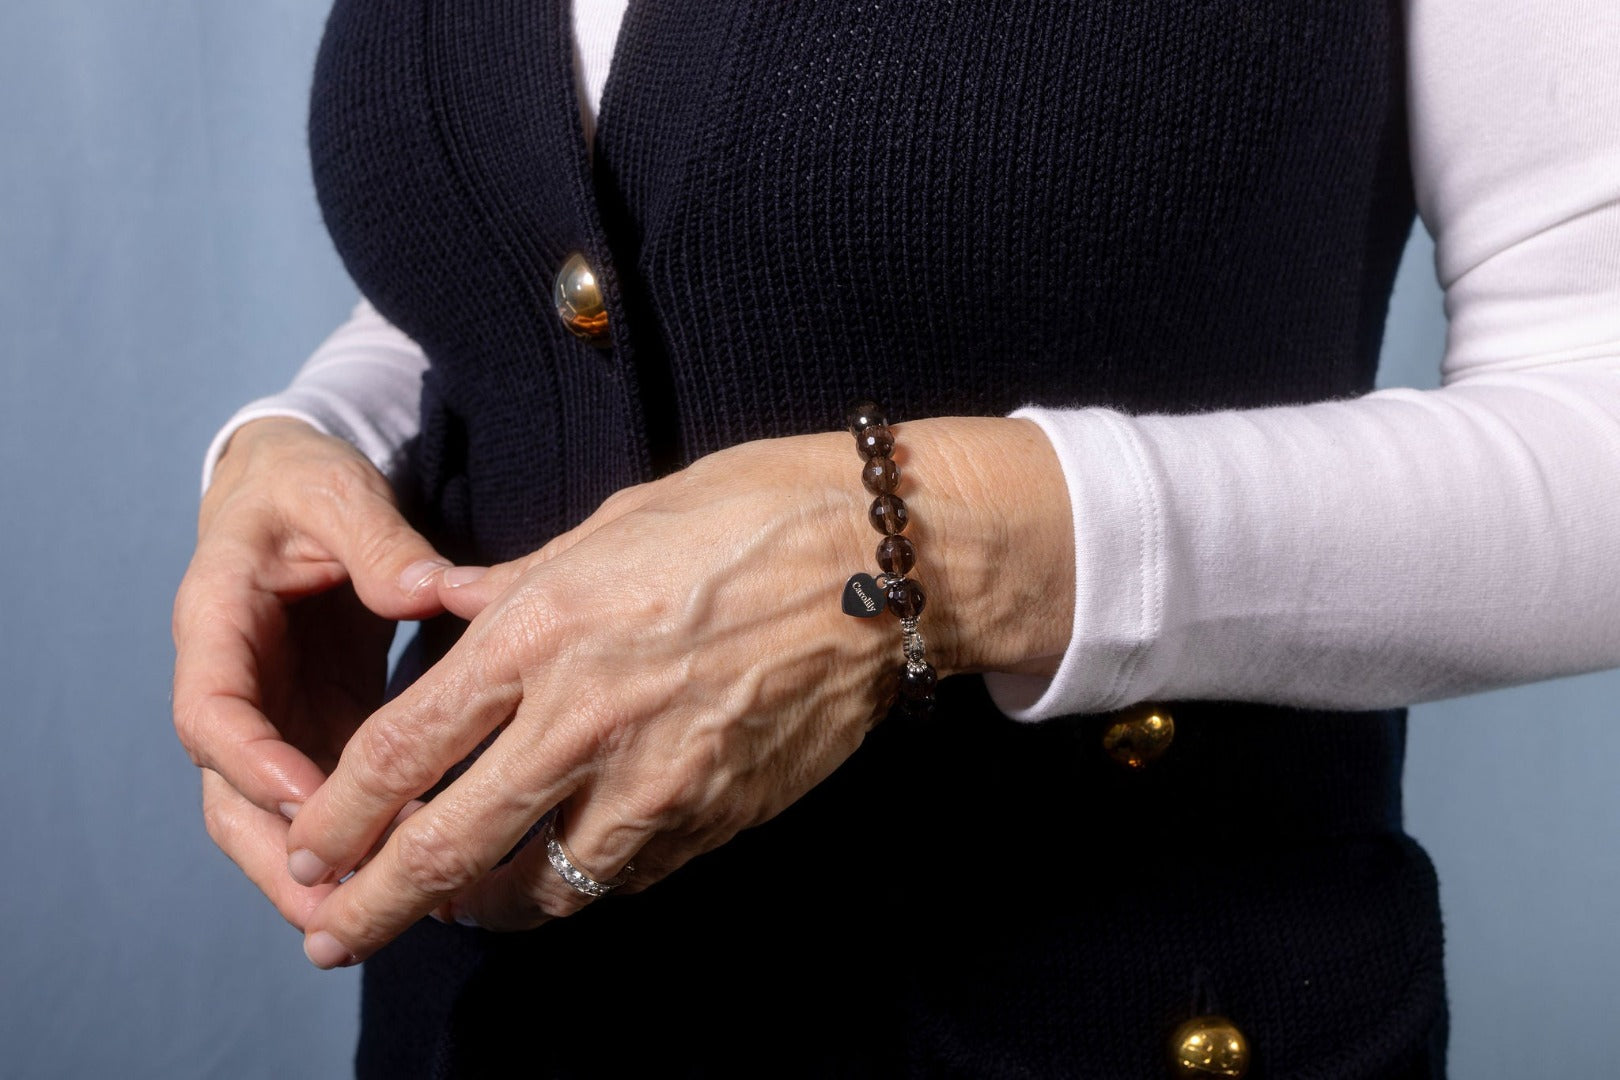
[841,572,887,617]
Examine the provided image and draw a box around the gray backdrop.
[2,3,1615,1077]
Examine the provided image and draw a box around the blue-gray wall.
[1,3,1614,1076]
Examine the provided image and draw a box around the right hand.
[172,417,451,931]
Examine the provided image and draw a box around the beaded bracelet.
[839,399,937,719]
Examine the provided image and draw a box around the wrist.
[885,416,1074,679]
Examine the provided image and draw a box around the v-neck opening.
[585,0,637,164]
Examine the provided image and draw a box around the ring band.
[543,812,633,898]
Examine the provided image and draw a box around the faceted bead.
[854,424,894,460]
[899,661,937,700]
[868,494,909,535]
[897,694,936,723]
[845,399,887,436]
[861,455,900,495]
[876,534,916,576]
[886,578,926,618]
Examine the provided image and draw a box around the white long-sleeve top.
[205,0,1620,721]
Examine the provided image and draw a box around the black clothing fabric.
[309,0,1447,1075]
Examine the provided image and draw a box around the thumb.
[435,561,517,621]
[307,484,453,621]
[433,522,604,621]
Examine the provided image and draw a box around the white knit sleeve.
[983,0,1620,719]
[199,298,429,497]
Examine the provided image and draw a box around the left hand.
[285,418,1072,967]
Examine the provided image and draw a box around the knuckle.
[171,572,218,640]
[492,583,569,666]
[199,784,235,847]
[171,704,210,769]
[393,821,484,897]
[597,482,646,517]
[200,797,229,845]
[354,714,435,799]
[310,456,388,520]
[591,490,630,522]
[355,520,405,573]
[328,454,386,499]
[619,783,685,834]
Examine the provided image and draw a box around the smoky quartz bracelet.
[839,399,937,719]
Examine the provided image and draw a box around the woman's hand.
[284,417,1075,966]
[171,417,452,931]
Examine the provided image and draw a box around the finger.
[200,768,337,931]
[173,575,327,814]
[447,801,660,931]
[436,480,656,620]
[299,697,602,962]
[300,463,454,621]
[282,623,532,888]
[348,797,429,874]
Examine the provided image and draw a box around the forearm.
[974,363,1620,718]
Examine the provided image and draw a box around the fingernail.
[446,901,479,928]
[278,802,301,822]
[304,930,358,969]
[288,848,332,887]
[442,566,489,588]
[399,559,450,595]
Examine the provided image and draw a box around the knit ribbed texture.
[309,1,1445,1076]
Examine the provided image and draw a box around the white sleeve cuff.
[981,403,1181,722]
[199,300,429,498]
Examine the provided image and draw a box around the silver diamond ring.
[543,812,634,898]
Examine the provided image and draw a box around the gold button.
[1169,1015,1251,1078]
[1101,702,1175,769]
[554,251,610,345]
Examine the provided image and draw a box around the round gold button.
[1169,1015,1251,1078]
[1100,702,1175,769]
[554,251,610,344]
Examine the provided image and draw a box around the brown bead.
[897,694,936,723]
[898,661,937,700]
[845,399,887,436]
[886,578,926,618]
[861,455,900,495]
[876,534,916,576]
[868,494,909,535]
[854,424,894,460]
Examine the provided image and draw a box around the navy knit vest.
[310,2,1447,1077]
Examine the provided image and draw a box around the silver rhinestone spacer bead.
[903,631,927,662]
